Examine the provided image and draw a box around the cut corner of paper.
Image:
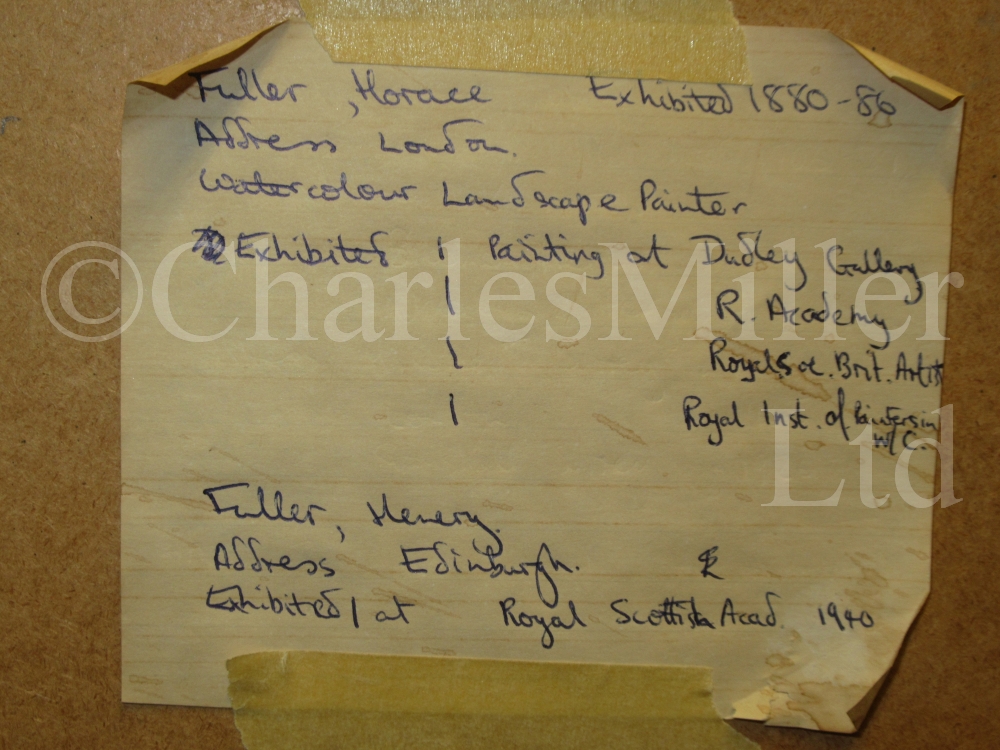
[133,19,296,96]
[226,651,761,750]
[751,591,931,733]
[838,36,962,109]
[846,672,889,731]
[729,656,898,733]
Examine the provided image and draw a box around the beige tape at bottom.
[228,651,760,750]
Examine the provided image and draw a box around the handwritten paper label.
[121,20,961,732]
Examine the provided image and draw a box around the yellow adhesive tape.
[299,0,750,84]
[228,651,759,750]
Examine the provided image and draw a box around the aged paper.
[121,19,962,732]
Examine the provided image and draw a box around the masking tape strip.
[228,651,759,750]
[300,0,750,85]
[841,38,962,109]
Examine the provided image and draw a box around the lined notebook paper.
[121,19,961,732]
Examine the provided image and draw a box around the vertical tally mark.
[441,238,461,426]
[446,336,463,369]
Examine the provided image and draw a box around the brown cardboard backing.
[1,1,997,747]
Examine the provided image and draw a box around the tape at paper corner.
[227,651,760,750]
[299,0,750,85]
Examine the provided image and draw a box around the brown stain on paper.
[593,413,646,445]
